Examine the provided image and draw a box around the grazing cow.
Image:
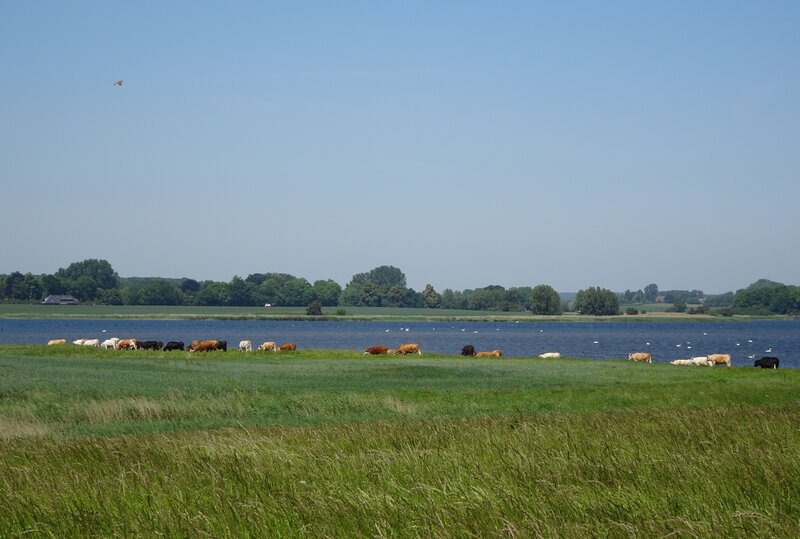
[47,339,67,345]
[461,345,476,356]
[117,339,138,350]
[163,341,184,351]
[628,352,652,363]
[239,340,253,352]
[257,341,276,352]
[101,337,120,349]
[278,342,297,351]
[475,350,502,358]
[188,339,226,352]
[670,359,694,366]
[707,353,731,367]
[137,340,163,351]
[72,339,86,346]
[364,345,389,355]
[393,343,421,355]
[538,352,561,359]
[81,339,100,347]
[754,356,779,369]
[690,356,714,366]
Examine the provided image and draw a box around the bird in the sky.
[113,80,123,87]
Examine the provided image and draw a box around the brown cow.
[117,339,138,350]
[628,352,652,363]
[278,342,297,351]
[47,339,67,345]
[475,350,502,358]
[257,341,277,352]
[364,345,389,355]
[189,339,225,352]
[707,353,731,367]
[393,343,421,355]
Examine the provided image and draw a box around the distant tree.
[530,284,561,315]
[66,275,97,301]
[339,283,365,306]
[180,278,201,293]
[350,265,406,288]
[704,292,734,308]
[575,287,619,315]
[138,278,184,306]
[96,287,124,305]
[41,274,65,296]
[56,259,119,290]
[306,300,323,316]
[226,276,255,306]
[421,284,442,308]
[385,285,408,307]
[279,278,314,306]
[312,279,342,306]
[4,272,24,301]
[195,281,229,306]
[361,282,383,307]
[644,283,659,303]
[673,296,687,313]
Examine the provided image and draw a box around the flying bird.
[113,80,123,87]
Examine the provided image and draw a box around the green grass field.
[0,303,752,322]
[1,345,798,536]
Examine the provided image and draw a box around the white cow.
[82,338,100,347]
[538,352,561,359]
[257,341,276,352]
[670,359,694,366]
[72,339,86,345]
[101,337,120,349]
[239,340,253,352]
[690,356,714,366]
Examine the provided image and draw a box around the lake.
[0,318,797,368]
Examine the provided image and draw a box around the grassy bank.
[1,346,798,536]
[0,303,775,322]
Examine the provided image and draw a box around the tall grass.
[1,408,798,536]
[1,346,798,536]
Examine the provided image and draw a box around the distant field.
[0,303,735,321]
[1,345,799,535]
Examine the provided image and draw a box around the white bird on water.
[765,348,773,353]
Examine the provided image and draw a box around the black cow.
[754,356,779,369]
[461,345,475,356]
[217,340,228,352]
[137,340,163,351]
[163,341,184,351]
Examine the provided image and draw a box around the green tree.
[644,283,659,303]
[530,284,561,315]
[195,281,229,306]
[226,276,255,306]
[421,284,442,308]
[56,259,119,290]
[306,300,323,316]
[279,278,314,306]
[138,279,184,305]
[312,279,342,306]
[41,274,65,296]
[575,287,619,315]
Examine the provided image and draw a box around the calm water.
[1,318,797,368]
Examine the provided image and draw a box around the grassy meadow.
[0,303,745,321]
[1,345,799,536]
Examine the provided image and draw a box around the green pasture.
[1,345,798,536]
[0,303,736,321]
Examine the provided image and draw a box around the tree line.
[3,259,797,315]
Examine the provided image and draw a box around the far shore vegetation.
[1,345,798,536]
[3,259,799,318]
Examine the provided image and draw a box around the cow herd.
[45,338,781,367]
[47,337,297,353]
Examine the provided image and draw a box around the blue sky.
[1,2,798,293]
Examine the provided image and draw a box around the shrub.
[306,300,322,316]
[625,307,639,315]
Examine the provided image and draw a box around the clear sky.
[1,2,798,294]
